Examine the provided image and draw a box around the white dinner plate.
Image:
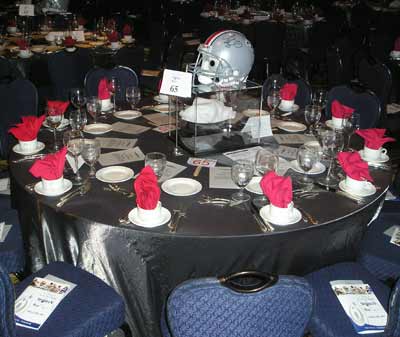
[278,103,299,112]
[290,160,326,175]
[128,207,171,228]
[43,118,69,130]
[84,123,112,135]
[96,166,134,183]
[325,119,343,130]
[259,205,302,226]
[152,104,170,114]
[161,178,202,196]
[153,95,169,104]
[338,180,377,197]
[245,177,263,195]
[242,109,269,118]
[34,179,73,197]
[358,150,390,164]
[113,110,142,120]
[278,121,307,133]
[13,142,45,155]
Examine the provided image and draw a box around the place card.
[0,177,10,195]
[143,113,171,126]
[152,125,176,134]
[160,69,192,98]
[223,146,263,162]
[242,115,273,139]
[66,154,84,173]
[111,122,150,135]
[187,158,217,168]
[390,227,400,247]
[0,222,11,243]
[19,4,34,16]
[96,137,137,149]
[159,161,187,183]
[209,167,239,189]
[98,147,145,166]
[274,145,298,160]
[384,225,400,237]
[274,134,316,145]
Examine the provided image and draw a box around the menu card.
[274,134,316,145]
[0,222,11,243]
[159,161,187,183]
[242,116,273,138]
[330,280,387,334]
[111,122,150,135]
[15,276,76,330]
[223,146,263,162]
[390,227,400,247]
[143,113,171,126]
[209,167,240,189]
[98,147,145,166]
[0,177,10,195]
[96,137,137,149]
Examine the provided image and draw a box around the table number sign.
[19,4,34,16]
[187,158,217,168]
[160,69,192,98]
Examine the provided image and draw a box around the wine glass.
[267,89,280,117]
[145,152,167,180]
[108,77,118,112]
[69,110,87,131]
[70,88,87,113]
[231,160,254,202]
[304,105,322,135]
[64,130,84,185]
[253,149,279,207]
[81,139,101,178]
[86,96,101,123]
[126,86,141,109]
[343,113,360,151]
[297,145,318,185]
[312,88,327,109]
[46,106,63,151]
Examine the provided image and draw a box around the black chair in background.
[325,85,381,129]
[114,46,145,78]
[164,34,197,72]
[367,31,395,64]
[0,56,22,84]
[0,79,38,159]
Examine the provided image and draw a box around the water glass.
[82,139,101,178]
[304,105,322,135]
[64,130,84,185]
[70,88,87,113]
[145,152,167,180]
[126,86,141,109]
[343,113,360,150]
[297,145,318,185]
[231,160,254,202]
[46,106,63,151]
[69,110,87,131]
[267,90,280,116]
[86,96,101,123]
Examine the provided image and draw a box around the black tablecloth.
[9,106,391,337]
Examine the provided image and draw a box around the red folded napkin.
[8,19,16,27]
[106,18,116,29]
[134,166,160,210]
[29,147,67,180]
[98,78,110,100]
[355,128,395,150]
[260,171,292,208]
[279,83,298,101]
[394,37,400,51]
[77,17,86,26]
[16,39,28,50]
[64,36,76,48]
[337,151,373,182]
[122,24,133,36]
[107,31,119,43]
[47,100,69,115]
[9,115,46,141]
[331,100,354,119]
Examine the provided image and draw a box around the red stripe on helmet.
[204,30,230,46]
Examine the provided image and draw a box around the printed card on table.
[143,113,171,126]
[390,227,400,247]
[112,122,150,135]
[187,158,217,168]
[160,69,192,98]
[98,147,145,166]
[96,137,137,149]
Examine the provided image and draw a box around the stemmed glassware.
[253,149,279,207]
[81,139,101,178]
[312,88,327,109]
[145,152,167,180]
[108,77,118,112]
[297,145,318,186]
[126,86,141,109]
[267,87,280,117]
[46,106,63,151]
[86,97,101,123]
[63,130,84,185]
[70,88,87,113]
[343,113,360,151]
[69,109,87,131]
[304,105,322,135]
[231,160,254,202]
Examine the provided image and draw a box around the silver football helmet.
[189,30,254,90]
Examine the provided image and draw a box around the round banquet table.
[9,105,392,337]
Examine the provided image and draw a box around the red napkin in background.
[106,18,116,29]
[122,24,132,36]
[98,78,110,100]
[64,36,76,48]
[8,19,16,27]
[9,115,46,141]
[16,39,28,50]
[355,128,395,150]
[260,171,292,208]
[331,100,354,119]
[29,147,67,180]
[107,31,119,42]
[394,37,400,51]
[279,83,298,100]
[47,100,69,115]
[337,152,373,182]
[134,166,160,210]
[77,17,86,26]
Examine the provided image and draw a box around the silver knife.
[169,210,185,233]
[12,154,46,163]
[56,183,91,208]
[248,203,274,232]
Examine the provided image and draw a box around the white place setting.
[96,166,134,183]
[113,110,142,120]
[161,178,202,197]
[34,178,73,197]
[13,141,46,156]
[83,123,113,135]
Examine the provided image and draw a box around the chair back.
[162,272,313,337]
[84,66,139,105]
[385,278,400,337]
[0,56,22,84]
[326,85,381,129]
[0,263,16,337]
[0,79,38,158]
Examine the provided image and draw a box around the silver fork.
[56,182,91,208]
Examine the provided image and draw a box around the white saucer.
[278,121,307,133]
[338,180,376,197]
[84,123,112,135]
[245,176,263,195]
[34,179,73,197]
[278,104,299,112]
[96,166,134,183]
[325,119,343,130]
[13,142,45,155]
[43,119,69,130]
[113,110,142,120]
[358,150,389,164]
[152,104,170,114]
[290,160,326,175]
[259,205,302,226]
[153,95,169,104]
[161,178,202,196]
[18,51,33,59]
[128,207,171,228]
[109,43,122,50]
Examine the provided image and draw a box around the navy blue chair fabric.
[0,79,38,158]
[305,262,397,337]
[0,196,24,274]
[0,262,17,337]
[325,85,381,129]
[0,56,22,84]
[162,275,313,337]
[0,261,125,337]
[84,66,139,105]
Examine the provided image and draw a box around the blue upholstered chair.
[161,271,313,337]
[305,262,400,337]
[0,261,125,337]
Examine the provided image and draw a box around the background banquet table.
[9,106,391,337]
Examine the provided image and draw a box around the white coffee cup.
[123,35,133,42]
[66,47,76,52]
[280,99,294,111]
[345,176,372,193]
[268,202,294,220]
[363,146,387,161]
[110,42,120,49]
[100,98,112,111]
[19,49,30,58]
[331,116,345,128]
[7,26,17,34]
[19,139,38,151]
[137,202,162,222]
[42,176,64,192]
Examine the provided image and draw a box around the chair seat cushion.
[305,262,390,337]
[15,262,124,337]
